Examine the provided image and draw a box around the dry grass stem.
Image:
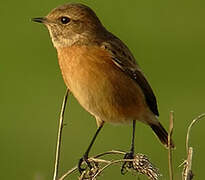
[186,113,205,153]
[182,147,193,180]
[58,166,78,180]
[168,111,174,180]
[94,150,126,158]
[58,151,160,180]
[182,113,205,180]
[53,89,69,180]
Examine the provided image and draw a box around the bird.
[32,3,174,174]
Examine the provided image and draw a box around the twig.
[53,89,69,180]
[94,149,126,158]
[57,150,125,180]
[58,150,160,180]
[183,147,193,180]
[168,111,174,180]
[91,159,132,180]
[186,113,205,153]
[58,166,77,180]
[182,113,205,180]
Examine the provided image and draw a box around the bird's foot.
[78,155,99,179]
[121,151,134,175]
[78,155,99,174]
[78,155,92,174]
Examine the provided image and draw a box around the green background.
[1,0,204,179]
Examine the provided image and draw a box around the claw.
[121,152,134,175]
[78,157,86,173]
[78,156,92,174]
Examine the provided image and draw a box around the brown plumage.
[32,2,174,173]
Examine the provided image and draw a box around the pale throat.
[48,28,92,49]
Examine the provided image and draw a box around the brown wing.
[101,38,159,116]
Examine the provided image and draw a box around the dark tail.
[150,122,175,148]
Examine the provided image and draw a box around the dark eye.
[60,16,70,24]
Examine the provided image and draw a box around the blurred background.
[0,0,204,179]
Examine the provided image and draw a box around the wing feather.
[101,39,159,116]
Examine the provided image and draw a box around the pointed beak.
[32,17,47,23]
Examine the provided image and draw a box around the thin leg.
[78,124,104,173]
[130,120,136,153]
[121,120,136,174]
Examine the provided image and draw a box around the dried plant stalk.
[53,89,69,180]
[186,113,205,153]
[182,113,205,180]
[168,111,174,180]
[183,147,193,180]
[58,151,160,180]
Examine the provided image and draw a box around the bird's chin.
[45,27,60,48]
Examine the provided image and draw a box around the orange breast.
[57,45,148,123]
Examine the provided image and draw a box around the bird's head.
[32,3,106,48]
